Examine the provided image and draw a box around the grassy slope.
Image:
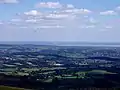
[0,86,30,90]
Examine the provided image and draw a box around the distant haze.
[0,41,120,47]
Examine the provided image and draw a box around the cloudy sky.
[0,0,120,42]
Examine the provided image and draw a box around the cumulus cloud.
[24,10,42,16]
[100,10,117,15]
[62,8,92,14]
[35,2,76,9]
[35,2,62,9]
[1,2,117,32]
[22,7,91,21]
[3,5,93,31]
[0,0,19,4]
[1,1,120,42]
[46,14,69,19]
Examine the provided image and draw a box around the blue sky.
[0,0,120,42]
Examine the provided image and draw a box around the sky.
[0,0,120,42]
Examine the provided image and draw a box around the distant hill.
[0,41,120,46]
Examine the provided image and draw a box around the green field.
[41,67,66,71]
[0,86,30,90]
[0,68,17,72]
[88,70,117,74]
[44,79,53,83]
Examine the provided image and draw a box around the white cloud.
[89,17,97,23]
[35,2,62,9]
[34,25,65,29]
[105,26,112,29]
[24,10,41,16]
[25,19,37,23]
[0,21,3,24]
[66,4,74,8]
[35,2,76,9]
[46,14,69,19]
[115,6,120,10]
[81,9,92,13]
[63,8,92,14]
[23,9,76,20]
[99,29,108,32]
[20,26,28,29]
[86,25,95,28]
[7,6,92,31]
[79,25,95,29]
[11,19,22,22]
[100,10,117,15]
[0,0,19,4]
[1,1,120,42]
